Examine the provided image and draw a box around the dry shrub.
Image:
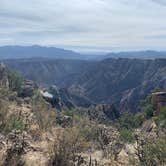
[48,127,90,166]
[135,136,166,166]
[72,115,99,143]
[29,124,42,141]
[31,91,56,131]
[0,99,9,132]
[0,99,26,134]
[34,108,56,131]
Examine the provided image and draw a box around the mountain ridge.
[0,45,166,60]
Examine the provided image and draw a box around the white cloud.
[0,0,166,52]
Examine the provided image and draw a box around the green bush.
[133,112,145,128]
[140,93,156,120]
[0,99,25,134]
[5,115,25,132]
[117,112,143,130]
[0,88,10,98]
[144,104,155,119]
[62,109,76,117]
[119,129,134,143]
[8,70,23,93]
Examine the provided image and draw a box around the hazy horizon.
[1,0,166,52]
[1,44,166,54]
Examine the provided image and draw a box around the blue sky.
[0,0,166,52]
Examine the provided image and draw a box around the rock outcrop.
[19,80,37,98]
[41,85,75,110]
[152,91,166,115]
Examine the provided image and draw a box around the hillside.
[67,58,166,112]
[0,63,165,166]
[4,58,166,112]
[4,58,96,86]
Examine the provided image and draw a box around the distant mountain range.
[0,45,166,60]
[105,50,166,59]
[0,45,83,60]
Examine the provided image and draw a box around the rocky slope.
[0,63,165,166]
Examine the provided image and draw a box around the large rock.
[41,85,75,110]
[19,80,37,98]
[56,114,72,127]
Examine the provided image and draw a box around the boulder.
[19,80,37,98]
[56,114,72,127]
[41,86,75,110]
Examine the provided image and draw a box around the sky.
[0,0,166,52]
